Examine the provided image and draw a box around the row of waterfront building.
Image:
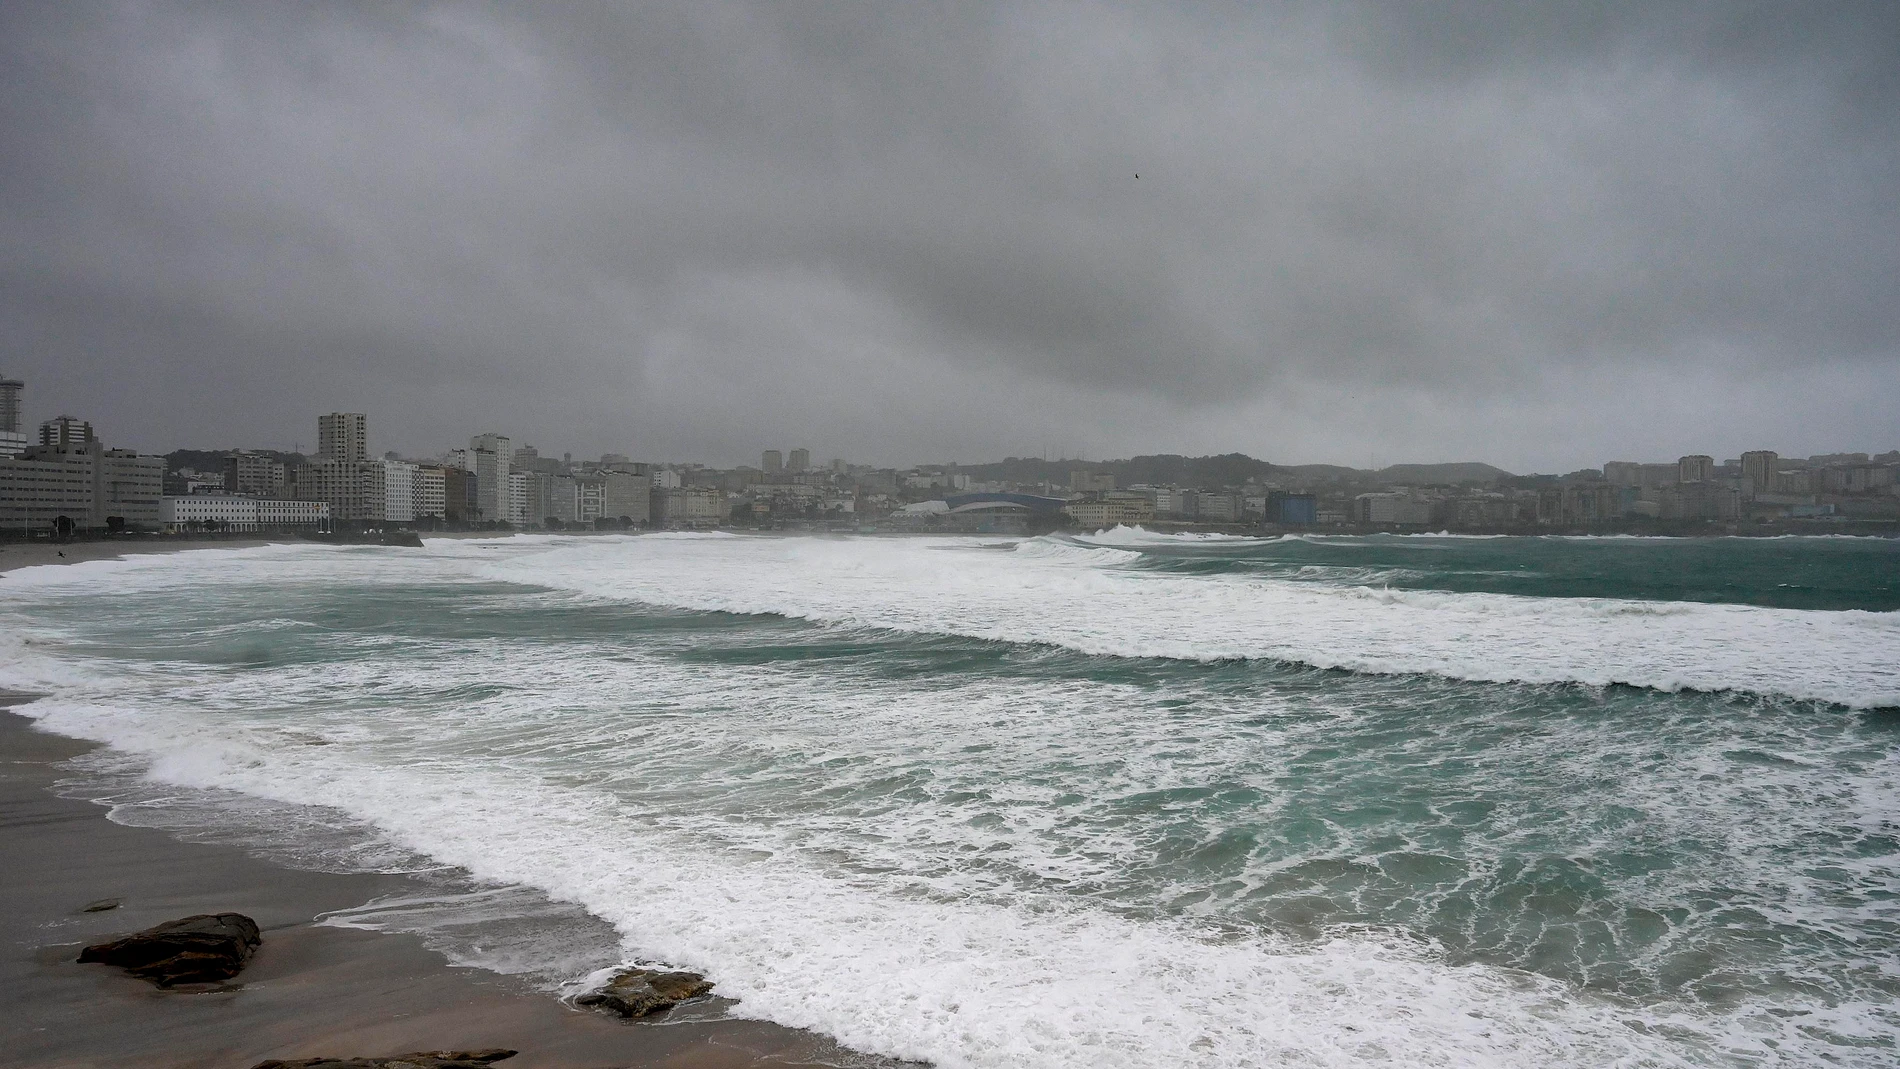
[3,374,1895,537]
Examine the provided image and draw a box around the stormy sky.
[2,2,1895,471]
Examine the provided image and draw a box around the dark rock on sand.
[78,912,261,986]
[575,967,714,1018]
[251,1051,516,1069]
[80,897,121,912]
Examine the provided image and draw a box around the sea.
[2,530,1897,1068]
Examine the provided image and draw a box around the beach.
[0,697,890,1069]
[0,539,298,575]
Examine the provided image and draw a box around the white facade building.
[381,459,417,523]
[161,496,328,532]
[256,498,328,528]
[162,495,257,530]
[508,470,531,526]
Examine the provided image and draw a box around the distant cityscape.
[1,373,1897,538]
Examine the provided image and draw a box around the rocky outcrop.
[251,1051,516,1069]
[78,912,261,986]
[575,967,713,1018]
[80,897,121,912]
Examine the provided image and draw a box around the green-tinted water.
[2,533,1895,1067]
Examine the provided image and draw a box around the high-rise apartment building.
[470,433,512,522]
[318,413,368,462]
[788,448,810,472]
[412,465,447,521]
[0,376,24,458]
[295,414,385,526]
[1740,450,1778,495]
[1677,455,1715,484]
[508,470,531,525]
[762,450,783,473]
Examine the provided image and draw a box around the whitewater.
[2,532,1896,1068]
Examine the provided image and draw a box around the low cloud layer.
[3,2,1895,470]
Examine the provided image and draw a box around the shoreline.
[0,697,893,1069]
[0,531,572,575]
[0,537,302,575]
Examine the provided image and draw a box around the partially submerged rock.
[252,1051,516,1069]
[575,967,713,1018]
[80,897,122,912]
[78,912,261,986]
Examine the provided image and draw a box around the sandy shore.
[0,530,654,576]
[0,697,896,1069]
[0,538,301,575]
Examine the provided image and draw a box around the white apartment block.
[508,470,531,526]
[162,495,257,529]
[381,459,417,523]
[161,496,329,532]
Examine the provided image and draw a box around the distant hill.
[959,453,1512,490]
[1275,463,1362,483]
[1374,462,1513,485]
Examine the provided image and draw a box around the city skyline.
[3,368,1894,479]
[3,4,1897,472]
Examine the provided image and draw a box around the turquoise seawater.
[2,532,1896,1068]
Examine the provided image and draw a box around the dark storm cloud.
[1,1,1894,469]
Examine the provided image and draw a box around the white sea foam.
[475,534,1900,708]
[2,539,1895,1068]
[0,688,1733,1069]
[1076,525,1272,546]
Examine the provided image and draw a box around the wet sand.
[0,698,893,1069]
[0,538,297,575]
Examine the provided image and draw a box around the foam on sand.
[0,687,1749,1069]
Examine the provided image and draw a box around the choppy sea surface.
[3,530,1898,1068]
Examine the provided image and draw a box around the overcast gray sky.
[2,2,1895,471]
